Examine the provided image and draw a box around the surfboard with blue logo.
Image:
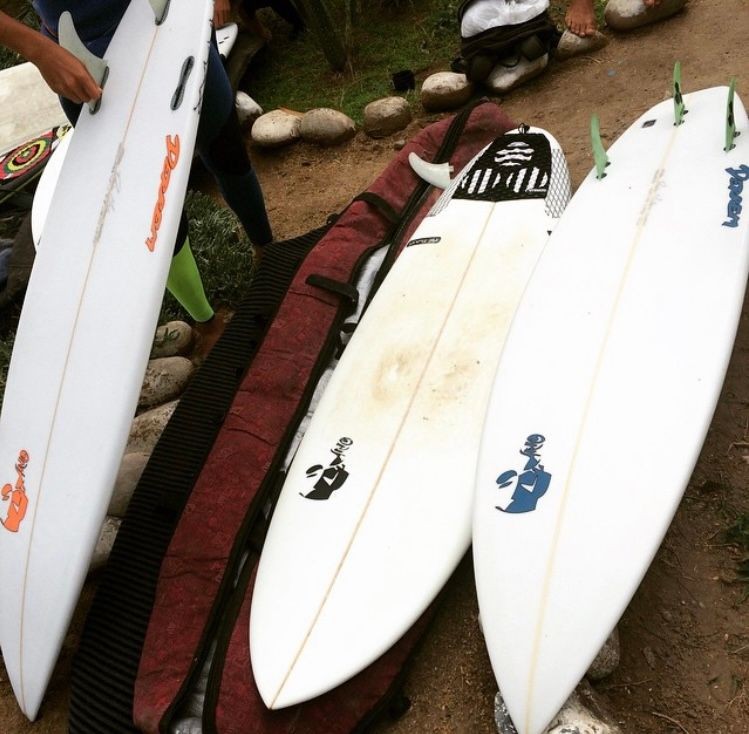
[473,85,749,734]
[0,0,213,720]
[249,127,572,709]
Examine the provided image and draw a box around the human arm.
[214,0,233,29]
[0,10,101,104]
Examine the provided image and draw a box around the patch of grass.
[248,0,461,123]
[159,191,255,323]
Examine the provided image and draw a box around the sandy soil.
[1,0,749,732]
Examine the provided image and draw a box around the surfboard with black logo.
[473,86,749,734]
[0,0,213,720]
[250,127,572,709]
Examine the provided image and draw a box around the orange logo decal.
[145,134,181,252]
[1,450,30,533]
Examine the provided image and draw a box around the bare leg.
[565,0,597,37]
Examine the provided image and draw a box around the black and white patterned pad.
[453,133,553,203]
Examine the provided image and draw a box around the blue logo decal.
[495,434,550,514]
[723,164,749,228]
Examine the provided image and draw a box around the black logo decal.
[301,437,353,500]
[406,236,441,248]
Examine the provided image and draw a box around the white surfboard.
[473,85,749,734]
[0,62,66,156]
[249,127,572,709]
[30,127,72,245]
[0,0,213,720]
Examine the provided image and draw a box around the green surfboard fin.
[673,62,686,126]
[167,237,214,323]
[591,114,609,180]
[725,77,739,152]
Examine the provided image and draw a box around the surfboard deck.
[473,85,749,734]
[249,127,572,709]
[0,0,213,719]
[30,127,72,245]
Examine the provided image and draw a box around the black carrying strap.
[352,192,401,224]
[69,227,326,734]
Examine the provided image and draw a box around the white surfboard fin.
[148,0,171,25]
[408,153,453,189]
[58,12,108,114]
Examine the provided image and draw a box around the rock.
[485,54,549,94]
[421,71,473,112]
[495,681,621,734]
[494,692,519,734]
[300,108,356,146]
[393,138,407,151]
[363,97,412,138]
[546,693,621,734]
[251,109,302,148]
[139,356,194,409]
[235,91,263,128]
[89,517,121,573]
[555,29,609,61]
[127,400,179,454]
[605,0,687,31]
[586,628,621,680]
[108,452,150,517]
[151,320,193,359]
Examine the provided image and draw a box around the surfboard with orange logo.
[0,0,213,720]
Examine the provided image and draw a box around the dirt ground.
[2,0,749,732]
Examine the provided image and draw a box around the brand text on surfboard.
[146,135,181,251]
[723,164,749,228]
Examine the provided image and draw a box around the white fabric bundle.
[461,0,550,36]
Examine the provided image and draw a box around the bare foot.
[192,309,232,361]
[644,0,663,6]
[565,0,597,37]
